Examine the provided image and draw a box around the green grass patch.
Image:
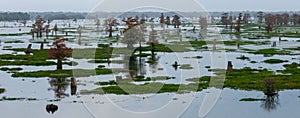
[98,80,118,86]
[81,82,202,95]
[252,48,291,55]
[134,53,153,57]
[0,49,75,66]
[12,68,113,78]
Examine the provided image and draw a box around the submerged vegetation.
[0,88,5,94]
[0,97,37,101]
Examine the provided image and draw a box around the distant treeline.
[1,11,300,21]
[0,12,87,21]
[0,12,30,21]
[31,12,88,20]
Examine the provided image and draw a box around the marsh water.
[0,19,299,118]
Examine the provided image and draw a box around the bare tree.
[96,19,100,29]
[53,24,58,36]
[265,14,275,33]
[257,11,264,24]
[172,15,181,28]
[104,18,119,37]
[282,13,290,25]
[122,17,143,50]
[243,13,251,24]
[199,17,208,30]
[165,16,171,27]
[160,13,165,27]
[235,13,242,32]
[257,11,264,30]
[221,13,229,28]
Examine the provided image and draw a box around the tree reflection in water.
[48,78,77,98]
[48,78,69,98]
[70,77,77,96]
[46,78,77,114]
[261,78,279,112]
[261,94,280,112]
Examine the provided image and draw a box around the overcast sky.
[0,0,299,12]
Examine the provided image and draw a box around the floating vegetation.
[240,98,266,102]
[263,59,289,64]
[0,88,5,94]
[0,97,37,101]
[0,67,22,71]
[4,40,24,43]
[179,64,193,69]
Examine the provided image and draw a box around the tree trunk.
[109,26,113,37]
[40,43,44,50]
[127,43,134,50]
[57,58,63,70]
[151,43,155,56]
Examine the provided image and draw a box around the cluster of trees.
[0,12,30,21]
[220,11,300,33]
[291,14,300,25]
[263,13,300,26]
[221,12,245,32]
[262,12,299,33]
[159,13,181,28]
[221,13,251,27]
[264,13,290,26]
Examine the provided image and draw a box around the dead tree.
[199,17,208,30]
[221,13,229,28]
[235,13,242,32]
[160,13,165,27]
[172,15,181,28]
[104,18,119,37]
[53,24,58,36]
[265,14,275,33]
